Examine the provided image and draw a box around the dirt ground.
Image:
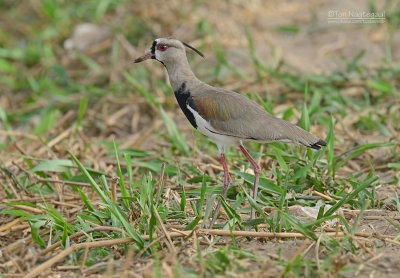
[1,0,399,277]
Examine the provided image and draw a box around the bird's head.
[134,38,204,65]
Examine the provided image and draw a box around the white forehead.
[155,38,174,43]
[155,38,168,43]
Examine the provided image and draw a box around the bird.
[135,38,326,228]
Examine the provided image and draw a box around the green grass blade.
[185,216,201,231]
[29,220,46,248]
[243,190,274,229]
[351,199,369,235]
[220,196,242,228]
[324,175,378,217]
[113,139,129,209]
[300,81,310,132]
[124,153,134,196]
[77,97,88,128]
[110,203,145,247]
[270,146,289,173]
[200,174,207,211]
[232,170,282,194]
[181,185,186,213]
[201,194,217,229]
[395,192,400,213]
[335,142,395,170]
[123,71,159,106]
[75,52,102,73]
[30,159,73,173]
[77,187,94,212]
[159,106,190,156]
[61,221,68,248]
[326,114,335,176]
[68,150,108,203]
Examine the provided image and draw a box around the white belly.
[187,105,237,153]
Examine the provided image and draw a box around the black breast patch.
[174,82,198,129]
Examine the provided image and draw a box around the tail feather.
[284,123,326,150]
[308,139,327,150]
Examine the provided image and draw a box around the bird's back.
[190,83,326,149]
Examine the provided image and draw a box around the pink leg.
[239,143,260,220]
[208,153,231,228]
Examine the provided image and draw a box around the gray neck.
[163,56,199,92]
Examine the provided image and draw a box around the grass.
[1,1,400,277]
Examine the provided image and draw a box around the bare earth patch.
[1,0,399,277]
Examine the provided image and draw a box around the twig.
[0,130,37,140]
[8,205,42,214]
[37,178,91,187]
[11,224,30,231]
[152,205,176,253]
[335,221,339,239]
[156,162,166,203]
[0,219,20,232]
[56,265,80,271]
[312,190,332,201]
[3,195,81,203]
[198,230,307,238]
[37,126,72,155]
[25,238,134,278]
[28,232,188,278]
[355,253,384,276]
[302,241,315,258]
[279,239,310,278]
[343,230,375,257]
[121,246,135,278]
[165,224,187,229]
[3,230,50,254]
[39,226,123,256]
[111,177,118,203]
[52,201,82,208]
[82,261,118,275]
[291,239,310,261]
[80,237,90,274]
[382,238,400,246]
[364,216,400,220]
[315,234,323,271]
[135,234,165,258]
[169,227,193,237]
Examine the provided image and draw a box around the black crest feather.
[182,42,204,58]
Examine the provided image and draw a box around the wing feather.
[190,87,326,148]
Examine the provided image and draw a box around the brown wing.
[191,87,326,148]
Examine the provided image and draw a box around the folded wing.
[190,87,326,149]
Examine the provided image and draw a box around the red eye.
[157,44,168,52]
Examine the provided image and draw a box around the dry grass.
[1,0,400,277]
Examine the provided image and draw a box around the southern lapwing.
[135,38,326,228]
